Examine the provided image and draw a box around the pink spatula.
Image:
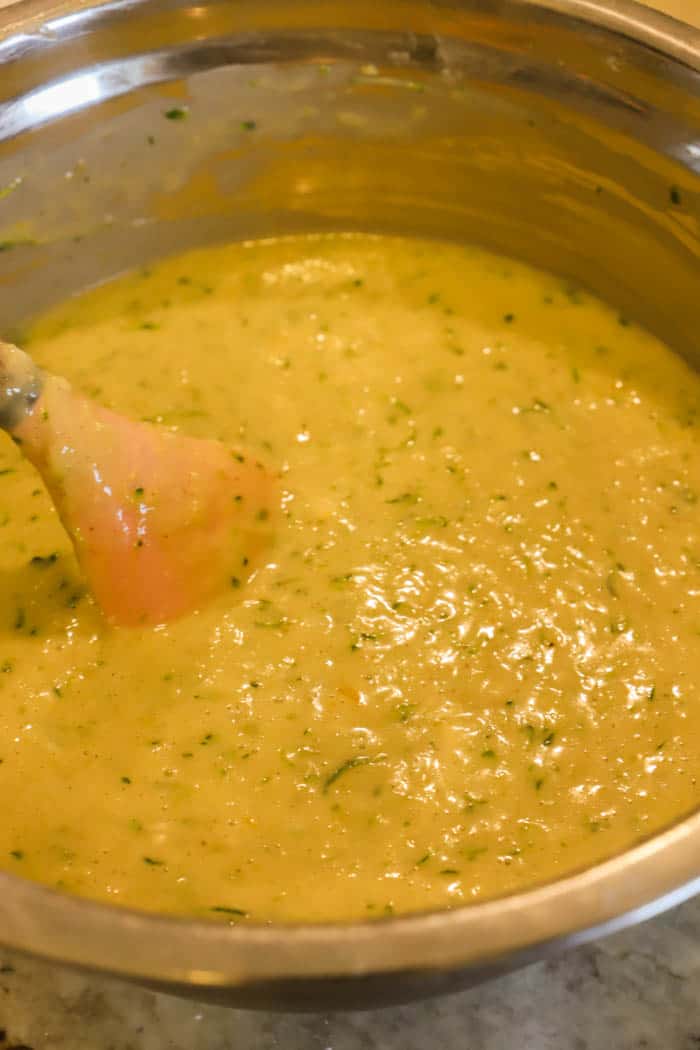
[0,340,276,626]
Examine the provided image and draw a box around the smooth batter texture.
[0,234,698,923]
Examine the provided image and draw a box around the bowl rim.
[0,0,698,992]
[0,0,699,68]
[0,806,699,987]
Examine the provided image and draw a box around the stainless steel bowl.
[0,0,698,1012]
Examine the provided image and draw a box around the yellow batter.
[0,234,697,922]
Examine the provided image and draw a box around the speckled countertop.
[0,0,699,1047]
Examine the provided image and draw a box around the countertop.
[0,0,699,1048]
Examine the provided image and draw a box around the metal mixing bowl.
[0,0,698,1011]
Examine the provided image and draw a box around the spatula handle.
[0,341,44,432]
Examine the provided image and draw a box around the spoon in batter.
[0,340,276,626]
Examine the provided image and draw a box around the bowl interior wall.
[0,1,696,360]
